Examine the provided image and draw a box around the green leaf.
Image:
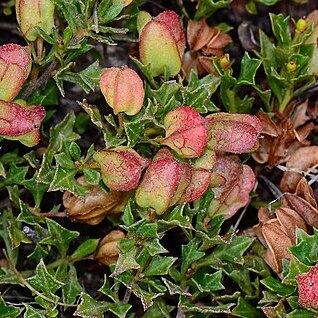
[283,257,311,286]
[223,264,254,295]
[0,296,21,318]
[55,153,75,170]
[270,13,291,46]
[41,218,79,256]
[53,0,80,35]
[49,165,88,196]
[158,205,193,233]
[62,265,83,304]
[194,269,225,292]
[161,278,185,295]
[68,141,81,161]
[124,120,147,147]
[71,239,99,259]
[83,167,100,185]
[143,255,176,276]
[261,276,296,297]
[181,71,220,113]
[108,303,132,318]
[99,0,124,24]
[237,52,262,86]
[194,0,232,20]
[22,176,50,208]
[27,259,64,298]
[36,112,79,184]
[232,297,262,317]
[99,275,116,301]
[287,309,316,318]
[0,267,21,285]
[142,299,174,318]
[23,304,47,318]
[144,239,168,256]
[213,235,253,265]
[181,240,205,275]
[290,228,318,266]
[112,238,140,276]
[75,292,110,318]
[28,80,58,106]
[179,295,233,314]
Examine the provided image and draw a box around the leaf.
[181,71,220,113]
[27,259,64,299]
[158,205,193,233]
[36,112,79,184]
[99,275,116,301]
[232,297,262,318]
[213,235,253,265]
[181,240,205,275]
[144,239,168,256]
[283,257,310,286]
[23,304,47,318]
[223,264,254,295]
[270,13,291,46]
[143,255,176,276]
[237,52,262,86]
[179,295,233,314]
[49,165,88,197]
[194,0,232,20]
[287,309,316,317]
[41,218,79,256]
[0,296,21,318]
[290,228,318,266]
[62,265,83,304]
[195,270,225,292]
[261,276,296,297]
[112,238,140,276]
[75,292,110,318]
[108,303,132,318]
[162,278,185,296]
[71,239,100,259]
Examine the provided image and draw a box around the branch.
[22,58,59,100]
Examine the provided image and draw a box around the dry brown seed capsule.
[95,230,126,266]
[63,176,129,225]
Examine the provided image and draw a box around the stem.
[118,113,125,130]
[279,89,293,112]
[226,88,237,113]
[4,250,77,308]
[28,208,67,218]
[36,37,44,61]
[22,58,59,100]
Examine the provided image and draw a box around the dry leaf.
[280,146,318,193]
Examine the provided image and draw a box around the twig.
[122,288,132,304]
[3,250,77,308]
[22,58,59,100]
[28,207,67,218]
[233,199,251,231]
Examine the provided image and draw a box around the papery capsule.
[135,148,191,215]
[139,10,186,77]
[297,264,318,309]
[95,230,126,266]
[63,176,130,225]
[0,44,31,102]
[100,66,144,116]
[162,106,208,158]
[0,100,45,147]
[93,147,149,191]
[16,0,55,41]
[206,113,262,154]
